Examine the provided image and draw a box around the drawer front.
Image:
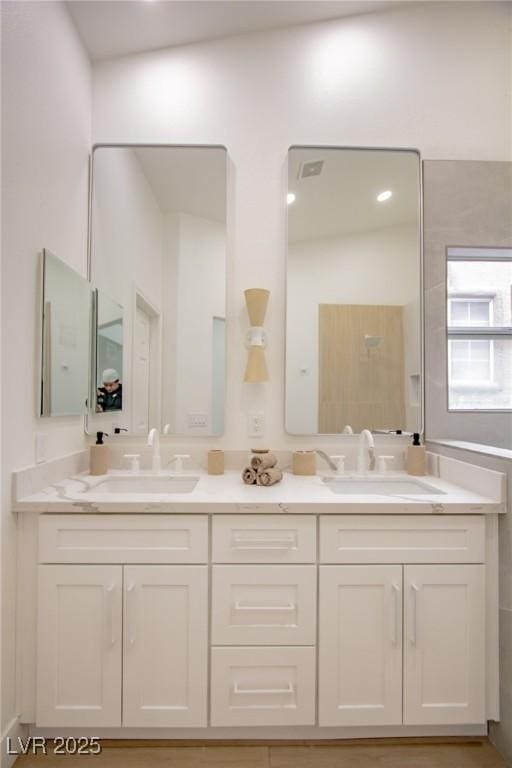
[211,565,316,645]
[212,515,316,563]
[210,646,316,726]
[320,515,485,564]
[39,515,208,564]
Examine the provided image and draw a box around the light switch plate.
[188,412,208,428]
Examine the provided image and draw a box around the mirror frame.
[85,143,228,437]
[284,145,424,437]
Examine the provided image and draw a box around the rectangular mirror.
[40,249,91,416]
[89,145,227,435]
[285,147,422,435]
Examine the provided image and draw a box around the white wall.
[286,224,418,433]
[174,213,226,435]
[92,1,512,449]
[1,0,91,746]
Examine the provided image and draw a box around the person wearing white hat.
[96,368,123,412]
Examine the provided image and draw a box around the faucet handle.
[172,454,191,473]
[330,455,346,475]
[377,455,394,474]
[123,454,141,473]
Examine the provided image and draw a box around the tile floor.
[12,739,510,767]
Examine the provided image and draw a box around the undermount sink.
[322,477,446,496]
[79,475,200,495]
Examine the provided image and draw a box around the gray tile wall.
[423,160,512,449]
[427,442,512,765]
[423,159,512,765]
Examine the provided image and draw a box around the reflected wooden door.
[319,304,405,433]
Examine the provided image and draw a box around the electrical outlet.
[248,410,265,437]
[35,433,46,464]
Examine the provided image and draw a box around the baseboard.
[1,717,27,768]
[29,724,489,740]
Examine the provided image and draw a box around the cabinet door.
[319,565,403,726]
[123,565,208,726]
[404,565,485,725]
[37,565,122,727]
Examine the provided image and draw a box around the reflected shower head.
[364,335,383,349]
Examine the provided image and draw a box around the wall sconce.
[244,288,270,383]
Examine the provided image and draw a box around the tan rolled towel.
[250,452,277,471]
[256,467,283,486]
[242,467,258,485]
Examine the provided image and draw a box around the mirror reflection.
[285,147,421,435]
[95,291,123,413]
[40,249,91,416]
[90,145,227,435]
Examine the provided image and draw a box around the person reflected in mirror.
[96,368,123,412]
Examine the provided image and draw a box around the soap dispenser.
[406,433,426,476]
[90,431,109,476]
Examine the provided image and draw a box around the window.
[449,339,493,385]
[448,297,493,328]
[447,247,512,411]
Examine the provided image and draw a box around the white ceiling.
[132,146,227,221]
[288,148,419,243]
[66,0,406,62]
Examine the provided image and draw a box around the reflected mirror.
[90,145,227,435]
[285,147,422,435]
[94,290,124,413]
[40,249,91,416]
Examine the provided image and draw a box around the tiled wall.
[423,159,512,763]
[428,442,512,761]
[423,160,512,449]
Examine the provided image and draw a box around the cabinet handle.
[105,585,116,647]
[127,583,136,646]
[232,535,295,551]
[234,601,295,612]
[410,583,420,645]
[233,682,294,696]
[391,583,400,646]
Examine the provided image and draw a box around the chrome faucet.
[147,428,161,472]
[357,429,376,474]
[315,450,339,472]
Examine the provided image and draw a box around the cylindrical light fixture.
[244,288,270,383]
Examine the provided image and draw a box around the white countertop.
[13,469,505,515]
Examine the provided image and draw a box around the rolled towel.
[242,467,258,485]
[256,467,283,486]
[251,451,277,471]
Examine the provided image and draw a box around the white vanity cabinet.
[26,510,496,735]
[403,564,485,725]
[319,564,403,726]
[36,516,209,728]
[318,517,487,728]
[37,564,123,727]
[122,565,207,727]
[210,515,317,727]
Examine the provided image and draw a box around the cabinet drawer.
[39,515,208,564]
[210,646,316,726]
[212,515,316,563]
[320,515,485,564]
[212,565,316,645]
